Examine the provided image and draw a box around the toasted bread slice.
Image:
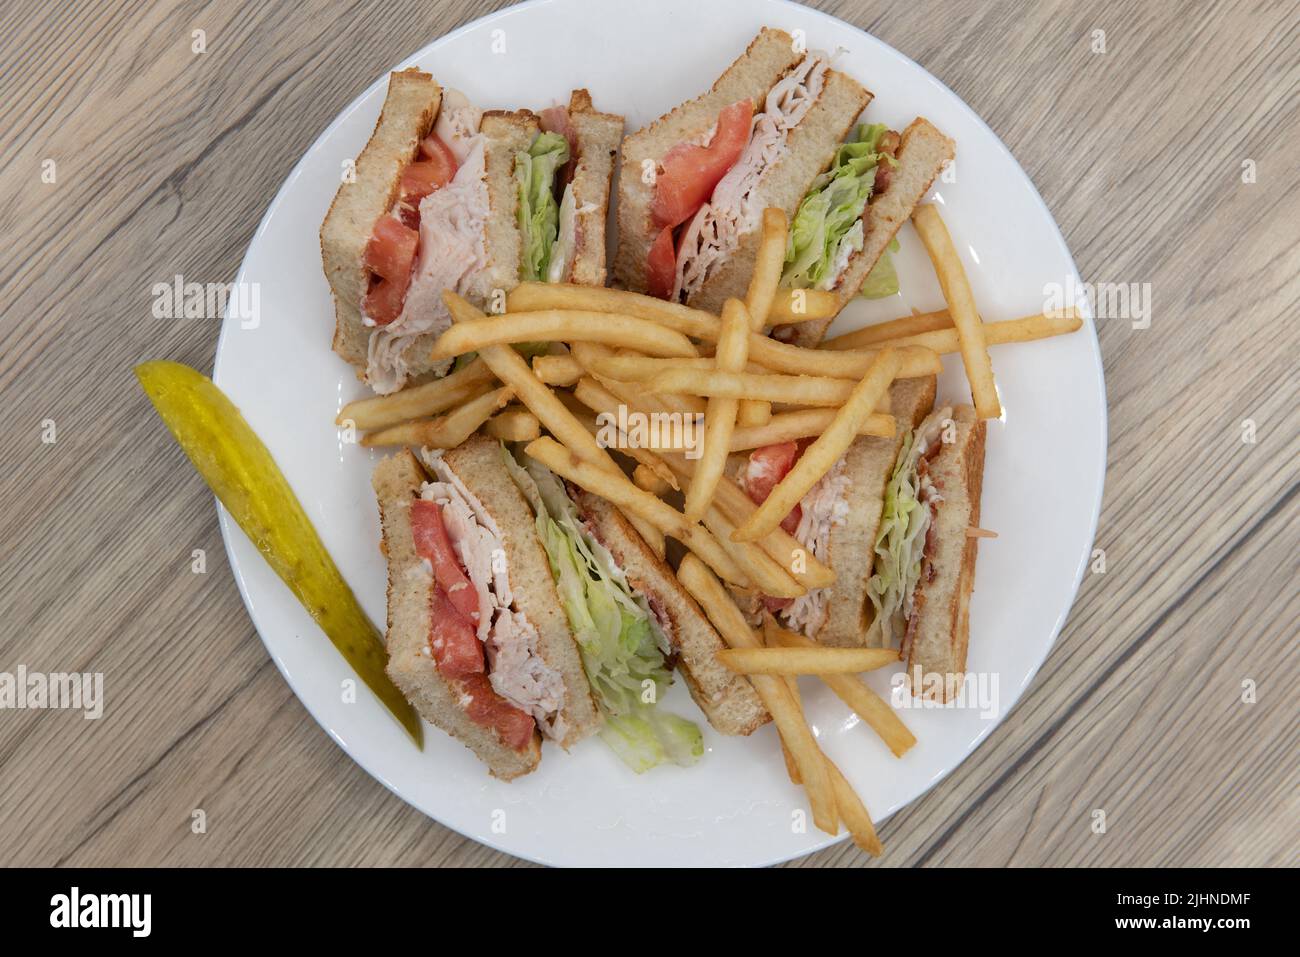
[572,489,770,736]
[903,406,986,699]
[566,91,621,286]
[614,28,803,294]
[373,449,541,780]
[478,110,540,303]
[322,69,441,371]
[564,90,623,286]
[687,68,872,313]
[819,376,937,647]
[785,117,955,348]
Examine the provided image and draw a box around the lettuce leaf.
[865,427,933,646]
[514,132,570,282]
[512,452,703,771]
[858,238,901,300]
[782,123,895,290]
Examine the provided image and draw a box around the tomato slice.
[650,99,753,230]
[419,133,458,185]
[646,227,677,300]
[363,277,407,326]
[762,594,794,613]
[364,216,418,284]
[400,161,443,205]
[458,674,536,751]
[745,441,802,535]
[429,587,484,678]
[410,500,481,626]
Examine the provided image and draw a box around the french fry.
[431,310,700,361]
[716,646,900,675]
[360,385,514,448]
[567,376,836,592]
[685,299,749,521]
[700,504,804,600]
[525,436,748,587]
[572,347,709,416]
[739,209,789,428]
[911,204,999,418]
[766,619,915,758]
[748,337,942,380]
[443,292,619,469]
[745,208,788,330]
[763,623,803,785]
[532,353,584,387]
[826,755,883,856]
[574,387,794,595]
[629,515,666,559]
[550,399,673,554]
[676,555,837,835]
[731,409,895,450]
[821,310,953,351]
[595,346,937,383]
[733,348,900,541]
[768,287,840,324]
[546,393,672,556]
[736,400,772,428]
[632,463,671,496]
[649,368,893,410]
[855,310,1083,353]
[659,450,836,591]
[507,282,719,339]
[570,380,690,488]
[336,357,495,430]
[572,404,895,450]
[484,407,541,443]
[572,377,700,461]
[574,358,707,421]
[587,353,762,381]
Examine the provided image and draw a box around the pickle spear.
[135,360,421,745]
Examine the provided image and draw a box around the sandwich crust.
[564,90,624,286]
[904,406,986,700]
[322,69,441,371]
[614,28,803,294]
[478,110,540,307]
[373,449,542,780]
[785,117,955,349]
[571,488,770,736]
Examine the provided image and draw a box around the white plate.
[213,0,1105,866]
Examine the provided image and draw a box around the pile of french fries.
[336,204,1082,854]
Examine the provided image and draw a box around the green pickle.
[135,361,421,745]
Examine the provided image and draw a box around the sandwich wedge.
[731,376,937,646]
[323,71,622,394]
[505,446,770,759]
[372,437,601,779]
[615,28,871,306]
[778,116,955,348]
[612,27,953,345]
[866,405,986,699]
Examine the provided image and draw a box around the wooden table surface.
[2,0,1296,868]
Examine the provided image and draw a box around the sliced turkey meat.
[365,104,489,394]
[419,449,569,740]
